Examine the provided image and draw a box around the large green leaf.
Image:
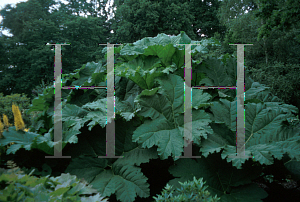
[65,146,158,201]
[209,99,237,131]
[191,88,213,110]
[61,98,121,132]
[198,56,236,87]
[202,99,299,168]
[0,126,39,154]
[166,152,267,202]
[198,123,236,158]
[132,74,213,160]
[65,144,159,202]
[245,103,297,143]
[67,61,106,87]
[245,82,283,103]
[0,125,73,155]
[271,125,300,161]
[115,55,176,90]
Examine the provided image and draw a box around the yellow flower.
[0,118,3,134]
[24,128,29,132]
[12,103,25,131]
[3,114,11,127]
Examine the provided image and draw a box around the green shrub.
[153,176,220,202]
[0,165,109,202]
[248,62,300,115]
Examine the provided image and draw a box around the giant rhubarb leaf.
[66,61,106,87]
[132,74,213,160]
[166,152,268,201]
[64,118,158,202]
[0,126,39,154]
[114,72,147,121]
[202,98,299,169]
[66,155,150,202]
[115,55,175,90]
[0,125,75,155]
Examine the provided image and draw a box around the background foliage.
[1,32,299,201]
[1,0,299,115]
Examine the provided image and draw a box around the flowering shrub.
[0,103,29,154]
[0,93,32,129]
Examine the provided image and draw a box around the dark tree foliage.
[107,0,225,43]
[0,0,111,101]
[254,0,300,40]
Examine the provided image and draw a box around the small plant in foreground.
[153,176,220,202]
[0,167,109,202]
